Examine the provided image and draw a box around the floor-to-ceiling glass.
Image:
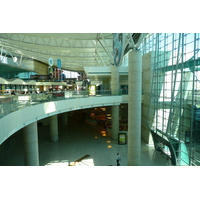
[144,33,200,165]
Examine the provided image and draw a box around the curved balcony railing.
[0,89,128,119]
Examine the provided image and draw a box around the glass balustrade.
[0,89,126,119]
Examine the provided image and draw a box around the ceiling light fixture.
[13,57,17,62]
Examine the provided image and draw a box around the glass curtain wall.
[143,33,200,166]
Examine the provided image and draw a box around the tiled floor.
[0,115,172,166]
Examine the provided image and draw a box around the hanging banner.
[48,58,54,77]
[113,33,125,67]
[57,59,62,69]
[57,59,62,81]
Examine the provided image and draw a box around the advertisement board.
[89,85,96,95]
[118,133,127,145]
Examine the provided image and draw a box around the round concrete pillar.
[128,50,142,166]
[102,78,110,90]
[50,114,58,142]
[111,65,119,95]
[23,122,39,166]
[111,105,119,140]
[111,65,120,140]
[61,112,68,126]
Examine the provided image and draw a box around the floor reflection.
[0,115,172,166]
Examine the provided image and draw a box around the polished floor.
[0,115,172,166]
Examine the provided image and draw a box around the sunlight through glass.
[78,158,94,166]
[44,102,56,114]
[45,160,69,166]
[45,158,95,166]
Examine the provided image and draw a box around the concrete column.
[111,65,119,95]
[111,105,119,140]
[0,143,6,162]
[142,52,155,145]
[102,78,110,90]
[128,50,142,166]
[50,114,58,142]
[61,112,68,126]
[111,65,120,140]
[23,122,39,166]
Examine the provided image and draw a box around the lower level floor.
[0,114,172,166]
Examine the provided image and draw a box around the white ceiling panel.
[0,33,145,82]
[0,33,114,72]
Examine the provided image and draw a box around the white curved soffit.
[0,95,123,145]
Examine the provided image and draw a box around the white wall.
[0,96,122,145]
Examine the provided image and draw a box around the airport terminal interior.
[0,33,200,166]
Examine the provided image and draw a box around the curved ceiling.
[0,33,114,72]
[0,33,146,73]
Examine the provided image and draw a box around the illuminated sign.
[118,133,127,145]
[48,58,54,66]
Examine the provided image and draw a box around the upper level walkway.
[0,90,127,145]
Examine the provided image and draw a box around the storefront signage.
[57,59,62,69]
[48,58,54,66]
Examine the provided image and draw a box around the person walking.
[116,153,121,166]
